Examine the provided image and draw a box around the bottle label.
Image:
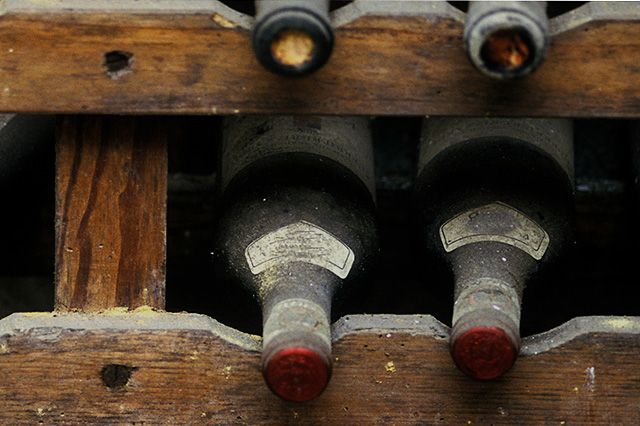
[439,202,550,260]
[245,220,355,279]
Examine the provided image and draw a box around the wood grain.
[0,1,639,117]
[0,312,639,424]
[55,116,167,311]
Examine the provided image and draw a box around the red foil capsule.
[263,346,330,402]
[451,326,518,380]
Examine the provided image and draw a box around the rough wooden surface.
[1,312,639,425]
[0,1,639,117]
[55,116,167,311]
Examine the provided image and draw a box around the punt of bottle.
[252,0,334,76]
[464,1,550,79]
[216,116,377,401]
[416,117,574,380]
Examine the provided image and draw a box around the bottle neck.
[253,0,333,75]
[259,263,338,401]
[447,242,538,379]
[465,1,549,78]
[256,0,330,19]
[450,242,536,343]
[260,263,338,371]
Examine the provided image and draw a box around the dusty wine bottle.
[464,1,549,79]
[216,116,376,401]
[253,0,333,76]
[415,118,573,380]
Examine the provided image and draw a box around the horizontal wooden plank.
[0,1,639,117]
[1,311,639,424]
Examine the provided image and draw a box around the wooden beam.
[0,312,639,424]
[0,1,639,117]
[55,116,167,311]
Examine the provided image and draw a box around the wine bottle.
[415,117,573,379]
[464,1,549,79]
[216,115,376,401]
[253,0,333,76]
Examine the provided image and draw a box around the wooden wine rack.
[1,1,640,424]
[0,1,639,117]
[2,312,639,424]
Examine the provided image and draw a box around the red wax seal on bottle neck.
[263,346,330,402]
[451,326,518,380]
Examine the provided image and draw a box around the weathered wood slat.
[1,312,639,424]
[0,1,639,117]
[55,116,167,311]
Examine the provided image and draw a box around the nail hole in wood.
[101,364,137,389]
[104,51,134,79]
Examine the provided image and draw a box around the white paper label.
[440,202,550,260]
[245,221,355,279]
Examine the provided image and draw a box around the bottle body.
[465,1,549,79]
[217,116,376,401]
[253,0,333,76]
[416,117,573,379]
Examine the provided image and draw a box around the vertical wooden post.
[55,116,167,311]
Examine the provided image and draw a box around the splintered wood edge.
[0,309,261,352]
[334,315,640,356]
[3,1,637,31]
[0,0,253,28]
[1,311,639,356]
[550,2,640,34]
